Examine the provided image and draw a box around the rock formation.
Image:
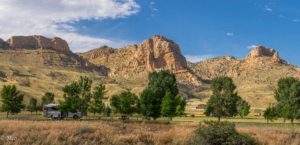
[79,35,201,86]
[4,35,70,52]
[246,46,285,64]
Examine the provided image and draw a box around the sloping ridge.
[189,46,300,108]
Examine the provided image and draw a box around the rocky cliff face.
[79,35,201,86]
[0,35,99,71]
[246,46,286,64]
[4,35,70,52]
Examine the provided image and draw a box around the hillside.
[1,35,300,110]
[188,46,300,108]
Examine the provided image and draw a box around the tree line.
[0,70,186,120]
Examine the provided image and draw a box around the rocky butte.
[79,35,201,86]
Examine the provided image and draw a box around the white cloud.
[226,32,234,36]
[0,0,140,52]
[185,55,215,63]
[292,19,300,22]
[247,45,258,50]
[264,6,273,12]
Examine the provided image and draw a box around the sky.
[1,0,300,65]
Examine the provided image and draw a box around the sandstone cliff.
[79,35,201,86]
[0,35,98,71]
[5,35,70,52]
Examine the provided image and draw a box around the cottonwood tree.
[205,76,240,121]
[1,85,25,118]
[27,97,38,114]
[275,77,300,124]
[110,91,139,120]
[237,97,251,118]
[161,91,186,120]
[78,76,93,116]
[59,82,82,113]
[264,105,278,124]
[140,70,179,120]
[88,83,105,117]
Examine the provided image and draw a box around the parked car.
[43,104,82,119]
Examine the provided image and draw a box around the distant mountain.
[188,46,300,108]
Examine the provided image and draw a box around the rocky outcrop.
[246,46,285,64]
[79,35,201,86]
[5,35,70,52]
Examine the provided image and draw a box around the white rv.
[43,104,82,119]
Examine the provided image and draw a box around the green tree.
[103,105,112,117]
[175,95,186,116]
[275,77,300,123]
[205,76,240,121]
[41,92,55,107]
[237,97,251,118]
[1,85,25,118]
[27,97,38,114]
[110,91,138,119]
[161,92,186,120]
[140,70,179,120]
[78,76,93,116]
[140,88,160,120]
[263,105,277,124]
[59,82,81,113]
[110,95,121,114]
[88,83,105,116]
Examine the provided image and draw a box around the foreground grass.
[0,119,299,145]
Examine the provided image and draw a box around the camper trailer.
[43,104,82,119]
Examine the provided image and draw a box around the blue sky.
[1,0,300,65]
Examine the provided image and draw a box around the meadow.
[0,112,300,145]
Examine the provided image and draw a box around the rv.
[43,104,82,119]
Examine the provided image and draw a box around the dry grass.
[239,127,300,145]
[0,120,300,145]
[0,120,194,145]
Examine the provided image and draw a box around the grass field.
[0,112,300,145]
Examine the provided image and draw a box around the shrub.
[191,121,259,145]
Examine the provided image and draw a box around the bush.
[191,121,259,145]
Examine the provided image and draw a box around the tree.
[88,83,105,116]
[103,105,112,117]
[110,91,138,119]
[78,76,93,116]
[264,105,277,124]
[161,92,186,120]
[59,82,82,113]
[237,97,251,118]
[205,76,240,121]
[140,70,179,120]
[41,92,55,106]
[59,76,93,116]
[1,85,25,118]
[27,97,38,114]
[175,95,186,116]
[275,77,300,123]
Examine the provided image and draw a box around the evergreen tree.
[205,76,240,121]
[1,85,25,118]
[27,97,38,114]
[88,83,105,116]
